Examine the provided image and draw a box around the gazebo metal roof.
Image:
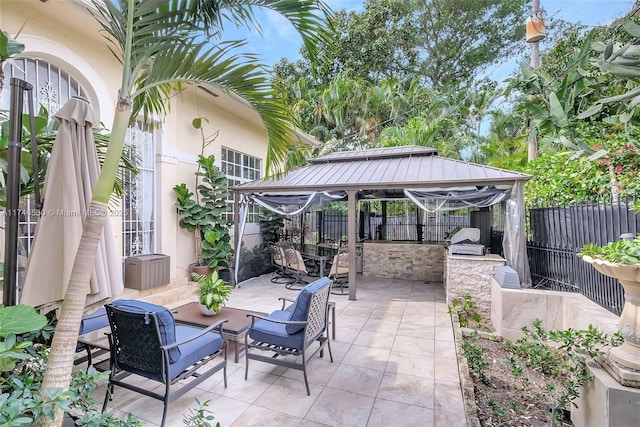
[232,146,531,193]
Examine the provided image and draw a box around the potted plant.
[192,270,233,315]
[174,154,232,277]
[579,234,640,373]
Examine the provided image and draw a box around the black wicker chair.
[244,277,333,395]
[102,300,227,426]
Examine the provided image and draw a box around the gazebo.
[232,146,532,300]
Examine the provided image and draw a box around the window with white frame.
[221,147,261,222]
[121,121,156,256]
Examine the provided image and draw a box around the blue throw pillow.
[285,277,331,334]
[109,299,180,363]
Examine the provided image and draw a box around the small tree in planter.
[174,154,232,277]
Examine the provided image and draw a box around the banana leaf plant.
[0,304,47,372]
[0,29,24,96]
[0,106,138,207]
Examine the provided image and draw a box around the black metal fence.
[526,196,639,315]
[293,204,501,246]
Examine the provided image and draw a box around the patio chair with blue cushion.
[244,277,333,395]
[102,300,227,427]
[75,307,109,368]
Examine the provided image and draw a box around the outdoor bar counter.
[445,253,506,317]
[362,241,445,282]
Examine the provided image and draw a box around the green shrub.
[448,295,491,332]
[237,244,272,282]
[0,306,142,426]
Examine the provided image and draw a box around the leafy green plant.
[259,210,285,244]
[192,270,233,313]
[0,304,47,372]
[579,235,640,264]
[0,319,141,426]
[0,29,24,96]
[174,154,231,269]
[487,400,507,423]
[237,244,271,282]
[182,398,220,427]
[448,295,491,332]
[461,331,489,384]
[504,319,621,414]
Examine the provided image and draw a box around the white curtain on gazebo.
[405,185,531,287]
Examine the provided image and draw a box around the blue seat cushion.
[79,307,109,335]
[285,277,331,334]
[110,299,180,363]
[167,325,224,380]
[250,310,305,350]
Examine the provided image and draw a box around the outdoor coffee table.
[172,303,266,363]
[76,327,111,371]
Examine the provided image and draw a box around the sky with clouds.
[223,0,636,81]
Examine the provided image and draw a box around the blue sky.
[225,0,636,77]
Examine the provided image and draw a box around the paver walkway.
[100,274,468,426]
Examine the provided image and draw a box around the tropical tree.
[480,110,528,170]
[286,74,433,154]
[580,20,640,117]
[506,16,640,201]
[377,115,463,158]
[274,0,530,90]
[37,1,331,425]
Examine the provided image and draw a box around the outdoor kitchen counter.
[362,241,444,282]
[445,253,505,318]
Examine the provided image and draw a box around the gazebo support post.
[381,201,387,240]
[347,190,357,300]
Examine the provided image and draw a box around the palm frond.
[192,0,334,63]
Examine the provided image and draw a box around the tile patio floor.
[97,274,468,427]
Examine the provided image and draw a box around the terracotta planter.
[189,264,213,278]
[583,256,640,371]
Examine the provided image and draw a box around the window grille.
[221,147,261,222]
[1,57,86,265]
[1,57,87,115]
[122,121,156,256]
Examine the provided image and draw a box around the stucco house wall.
[2,0,269,286]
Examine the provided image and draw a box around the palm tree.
[37,1,331,425]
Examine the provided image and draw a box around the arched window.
[1,57,89,272]
[1,57,87,114]
[1,57,157,264]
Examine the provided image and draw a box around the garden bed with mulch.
[450,297,619,427]
[461,334,572,426]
